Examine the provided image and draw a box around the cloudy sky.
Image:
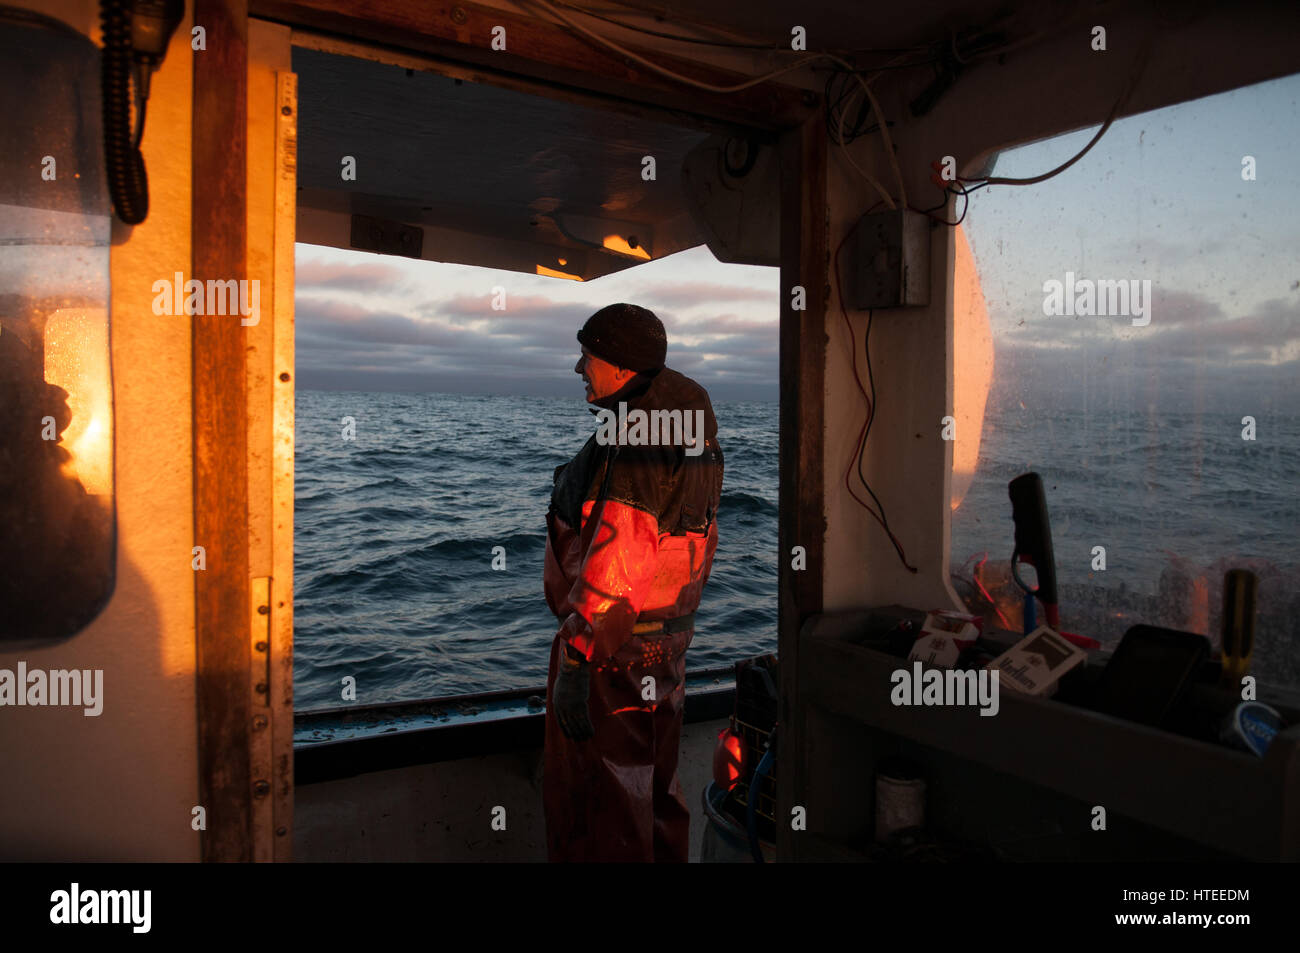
[962,70,1300,414]
[293,243,780,402]
[294,70,1299,410]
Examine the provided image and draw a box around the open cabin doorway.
[274,30,795,861]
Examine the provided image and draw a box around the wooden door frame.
[776,113,827,861]
[192,0,253,862]
[192,1,828,862]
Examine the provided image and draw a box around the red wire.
[972,552,1012,630]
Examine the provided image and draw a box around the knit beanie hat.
[576,303,667,373]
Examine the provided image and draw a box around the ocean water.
[294,392,1300,711]
[952,408,1300,592]
[953,407,1300,685]
[293,391,778,711]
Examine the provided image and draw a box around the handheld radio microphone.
[1008,472,1059,631]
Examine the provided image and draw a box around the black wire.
[856,309,892,527]
[862,310,877,451]
[823,59,938,144]
[101,0,149,224]
[952,34,1153,189]
[920,181,989,226]
[840,73,876,141]
[915,190,952,215]
[825,70,862,142]
[853,308,917,573]
[948,185,972,227]
[953,180,990,218]
[825,70,876,144]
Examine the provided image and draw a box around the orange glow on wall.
[951,225,993,511]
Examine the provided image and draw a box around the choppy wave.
[294,392,778,710]
[953,408,1300,685]
[296,393,1300,709]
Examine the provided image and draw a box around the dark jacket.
[544,367,724,661]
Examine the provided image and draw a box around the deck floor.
[294,716,726,862]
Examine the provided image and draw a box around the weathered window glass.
[1,10,115,645]
[951,72,1300,689]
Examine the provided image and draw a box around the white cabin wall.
[1,0,199,860]
[822,177,962,613]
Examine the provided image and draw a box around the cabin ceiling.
[286,0,1300,279]
[293,47,714,280]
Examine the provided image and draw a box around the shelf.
[798,609,1300,861]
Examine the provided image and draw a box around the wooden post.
[777,110,827,861]
[193,0,253,862]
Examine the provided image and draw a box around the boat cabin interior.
[2,0,1299,864]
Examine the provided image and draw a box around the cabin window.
[289,48,779,711]
[0,10,116,645]
[950,71,1300,689]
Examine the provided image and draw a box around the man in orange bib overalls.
[542,303,723,862]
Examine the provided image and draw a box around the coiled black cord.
[101,0,149,224]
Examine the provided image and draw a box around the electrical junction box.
[843,209,931,308]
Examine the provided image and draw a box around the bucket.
[700,781,776,862]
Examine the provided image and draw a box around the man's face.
[575,346,632,403]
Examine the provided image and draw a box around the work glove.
[553,649,595,741]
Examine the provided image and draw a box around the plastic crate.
[719,655,779,839]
